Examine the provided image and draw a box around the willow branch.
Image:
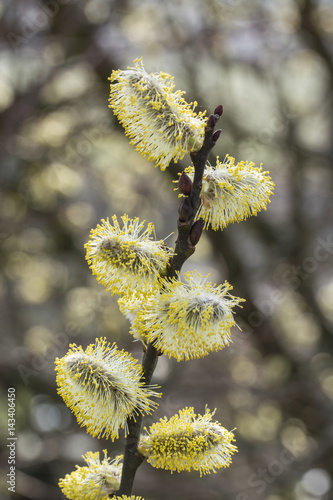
[167,105,223,277]
[115,105,223,497]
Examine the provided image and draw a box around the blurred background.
[1,0,333,499]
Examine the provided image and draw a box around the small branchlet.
[206,105,223,131]
[166,108,223,278]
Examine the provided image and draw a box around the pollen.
[109,58,206,170]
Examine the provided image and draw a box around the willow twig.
[116,106,223,497]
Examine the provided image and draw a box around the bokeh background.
[1,0,333,499]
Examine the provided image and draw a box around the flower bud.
[212,129,222,143]
[178,197,193,223]
[214,104,223,117]
[178,171,193,196]
[189,219,204,246]
[206,113,217,129]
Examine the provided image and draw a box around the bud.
[178,171,193,196]
[214,104,223,117]
[206,113,217,129]
[212,129,222,143]
[189,219,204,246]
[178,197,193,223]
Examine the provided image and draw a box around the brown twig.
[115,106,223,496]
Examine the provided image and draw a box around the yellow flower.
[55,338,160,440]
[139,407,237,475]
[183,154,274,230]
[130,271,244,361]
[59,451,122,500]
[109,58,206,171]
[85,214,172,297]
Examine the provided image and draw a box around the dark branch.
[168,107,223,277]
[115,107,223,496]
[116,343,159,495]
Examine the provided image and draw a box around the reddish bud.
[178,172,193,196]
[214,104,223,117]
[178,197,193,223]
[212,129,222,143]
[189,219,204,246]
[206,114,217,129]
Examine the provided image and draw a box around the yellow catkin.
[55,338,160,440]
[59,451,122,500]
[139,407,237,476]
[85,214,172,297]
[128,271,244,361]
[109,58,206,170]
[183,154,274,230]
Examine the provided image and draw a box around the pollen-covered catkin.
[85,214,172,297]
[59,451,122,500]
[55,338,160,440]
[182,154,274,230]
[127,271,244,361]
[109,58,206,170]
[139,407,237,475]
